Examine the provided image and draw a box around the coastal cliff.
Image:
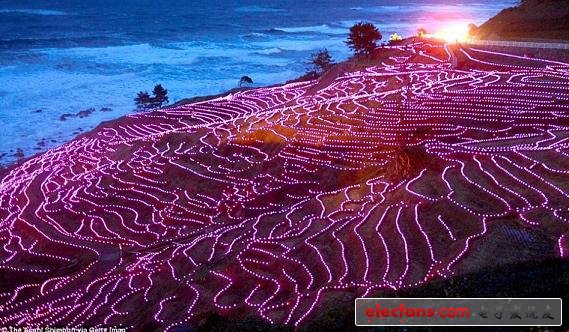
[475,0,569,41]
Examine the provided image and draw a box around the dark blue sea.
[0,0,515,164]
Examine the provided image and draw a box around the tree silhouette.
[134,91,153,111]
[134,84,169,111]
[309,49,334,75]
[239,76,253,87]
[346,22,382,56]
[153,84,169,108]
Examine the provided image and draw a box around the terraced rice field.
[1,41,568,329]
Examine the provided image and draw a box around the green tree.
[152,84,169,108]
[134,84,169,111]
[346,22,382,56]
[309,49,334,75]
[239,76,253,87]
[134,91,153,111]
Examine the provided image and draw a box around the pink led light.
[0,41,568,328]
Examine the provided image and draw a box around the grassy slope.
[180,44,569,331]
[2,40,567,330]
[195,258,569,332]
[475,0,569,41]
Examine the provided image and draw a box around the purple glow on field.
[0,42,569,328]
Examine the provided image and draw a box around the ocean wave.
[0,9,71,16]
[241,32,269,40]
[0,36,120,50]
[254,48,283,55]
[250,38,347,53]
[37,43,201,66]
[35,42,292,70]
[244,70,299,84]
[270,24,347,35]
[235,6,285,13]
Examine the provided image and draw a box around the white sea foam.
[242,32,268,38]
[273,24,347,35]
[0,0,518,164]
[235,6,285,13]
[36,42,292,69]
[251,37,348,53]
[0,9,71,16]
[254,48,284,55]
[0,37,305,163]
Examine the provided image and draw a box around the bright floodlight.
[431,22,471,43]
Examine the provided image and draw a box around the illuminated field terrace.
[1,42,569,329]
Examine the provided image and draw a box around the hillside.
[475,0,569,41]
[0,41,569,329]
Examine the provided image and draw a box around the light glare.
[429,22,471,43]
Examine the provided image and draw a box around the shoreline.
[0,52,334,173]
[3,35,569,175]
[2,0,566,170]
[0,71,320,171]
